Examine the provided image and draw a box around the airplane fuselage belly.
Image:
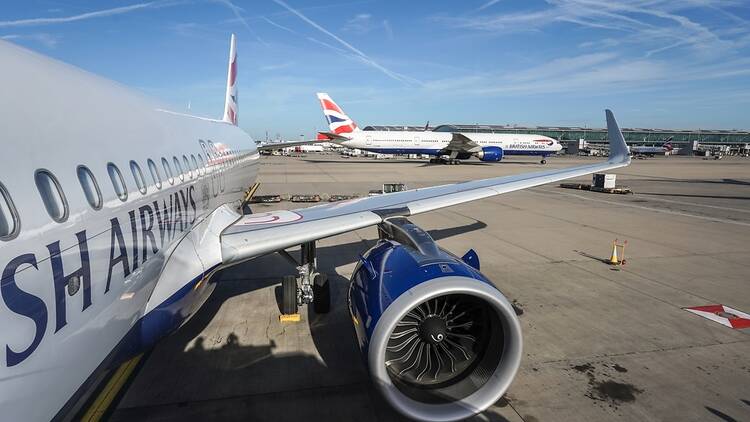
[0,41,258,421]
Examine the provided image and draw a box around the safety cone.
[609,240,620,265]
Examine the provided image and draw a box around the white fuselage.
[0,41,258,420]
[337,131,562,157]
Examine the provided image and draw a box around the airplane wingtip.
[605,109,631,165]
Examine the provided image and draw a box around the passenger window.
[130,160,147,194]
[191,154,199,175]
[35,170,69,222]
[197,154,205,170]
[77,165,102,210]
[147,159,162,189]
[173,156,184,181]
[183,155,192,179]
[0,182,20,240]
[107,163,128,201]
[161,157,174,185]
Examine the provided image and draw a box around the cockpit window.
[0,182,20,240]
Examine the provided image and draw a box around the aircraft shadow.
[110,220,511,422]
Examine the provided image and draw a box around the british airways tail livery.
[1,33,630,422]
[316,92,563,164]
[317,92,360,135]
[223,33,239,126]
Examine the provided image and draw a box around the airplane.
[0,34,630,422]
[316,93,563,164]
[630,137,674,157]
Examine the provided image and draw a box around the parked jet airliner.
[316,93,563,164]
[631,138,674,157]
[0,34,630,422]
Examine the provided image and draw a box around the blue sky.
[2,0,749,139]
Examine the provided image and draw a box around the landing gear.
[540,158,547,164]
[432,157,460,165]
[279,241,330,315]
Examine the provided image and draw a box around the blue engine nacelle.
[476,146,504,162]
[348,218,522,422]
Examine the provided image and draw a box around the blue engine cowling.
[476,146,504,162]
[348,218,522,422]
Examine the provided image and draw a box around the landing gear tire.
[282,275,298,315]
[312,273,330,314]
[540,159,547,164]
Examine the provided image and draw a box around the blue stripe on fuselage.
[357,147,551,157]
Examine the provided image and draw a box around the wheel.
[313,273,330,314]
[541,159,547,164]
[282,275,298,315]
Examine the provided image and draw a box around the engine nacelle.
[348,218,522,422]
[476,146,504,162]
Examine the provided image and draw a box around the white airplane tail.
[222,34,238,125]
[316,92,360,134]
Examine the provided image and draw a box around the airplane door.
[366,136,373,145]
[414,136,421,146]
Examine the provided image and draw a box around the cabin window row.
[0,143,248,240]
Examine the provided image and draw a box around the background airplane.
[630,137,674,157]
[0,34,629,422]
[317,93,563,164]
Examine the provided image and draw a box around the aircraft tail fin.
[316,92,360,134]
[222,33,238,125]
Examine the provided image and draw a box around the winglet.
[222,33,238,125]
[605,109,630,164]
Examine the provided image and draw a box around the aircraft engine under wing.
[221,110,630,264]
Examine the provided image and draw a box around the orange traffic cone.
[609,240,620,265]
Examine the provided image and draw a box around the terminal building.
[363,124,750,156]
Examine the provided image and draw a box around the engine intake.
[476,146,503,162]
[348,218,522,421]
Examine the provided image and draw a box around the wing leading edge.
[221,110,630,264]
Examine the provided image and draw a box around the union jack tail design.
[222,33,238,125]
[316,92,360,134]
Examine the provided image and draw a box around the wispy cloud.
[382,19,394,40]
[1,33,59,48]
[475,0,503,12]
[271,0,420,85]
[212,0,268,46]
[438,0,749,60]
[0,1,174,28]
[259,61,295,71]
[342,13,373,33]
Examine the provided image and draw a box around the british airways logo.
[1,186,197,367]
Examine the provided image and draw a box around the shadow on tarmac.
[110,220,513,422]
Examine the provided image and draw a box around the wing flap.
[445,132,481,153]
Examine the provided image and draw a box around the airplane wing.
[257,139,324,150]
[221,110,630,264]
[444,132,482,153]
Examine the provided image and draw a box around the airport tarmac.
[111,154,750,422]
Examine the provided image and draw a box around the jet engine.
[348,218,522,421]
[476,146,504,162]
